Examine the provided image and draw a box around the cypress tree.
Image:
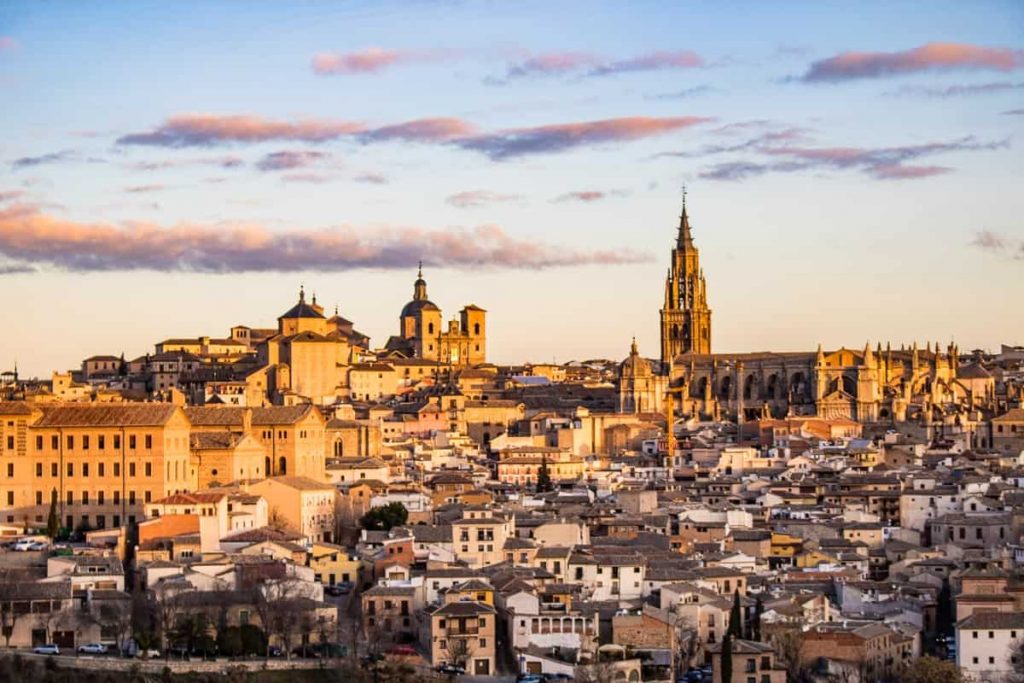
[753,595,763,641]
[728,588,743,638]
[536,454,552,492]
[46,491,59,539]
[720,632,733,683]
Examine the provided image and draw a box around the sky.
[0,0,1022,377]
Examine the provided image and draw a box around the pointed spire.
[677,184,694,248]
[311,292,317,306]
[863,341,874,365]
[417,260,423,279]
[630,337,638,356]
[298,284,305,302]
[334,303,339,316]
[816,343,825,366]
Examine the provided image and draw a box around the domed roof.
[619,338,652,378]
[401,262,439,317]
[401,298,440,317]
[279,287,324,320]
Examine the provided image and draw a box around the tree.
[536,454,552,492]
[728,589,743,638]
[46,493,59,540]
[901,656,962,683]
[767,624,807,683]
[442,636,474,670]
[720,632,733,683]
[752,596,763,641]
[359,502,408,531]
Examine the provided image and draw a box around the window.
[83,435,90,450]
[114,435,120,449]
[129,435,136,449]
[67,435,74,449]
[82,491,89,504]
[67,463,74,477]
[35,491,42,505]
[83,463,89,477]
[113,491,120,505]
[51,463,57,477]
[98,491,104,505]
[5,463,11,477]
[66,491,73,505]
[99,463,104,477]
[145,435,152,449]
[51,435,58,450]
[98,435,105,450]
[129,463,136,477]
[479,638,486,648]
[145,462,152,477]
[5,491,12,505]
[144,491,151,503]
[35,436,42,450]
[114,462,120,477]
[128,491,136,505]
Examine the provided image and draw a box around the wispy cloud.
[646,85,714,101]
[281,172,334,184]
[692,135,1006,181]
[311,47,456,75]
[127,155,244,171]
[124,184,167,194]
[0,37,16,53]
[11,150,76,170]
[501,50,703,81]
[120,113,712,160]
[357,117,477,143]
[971,230,1024,259]
[886,81,1024,98]
[0,191,25,203]
[0,203,652,273]
[446,190,522,208]
[552,189,627,203]
[255,150,328,172]
[1003,108,1024,115]
[353,172,388,185]
[117,114,365,147]
[800,42,1024,82]
[457,116,713,160]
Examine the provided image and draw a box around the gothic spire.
[677,184,694,248]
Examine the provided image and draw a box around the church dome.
[279,286,324,320]
[401,298,440,317]
[401,262,439,317]
[620,338,652,378]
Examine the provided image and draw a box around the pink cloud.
[552,190,627,203]
[802,42,1024,82]
[311,47,456,75]
[971,230,1024,260]
[354,172,388,184]
[871,164,951,180]
[446,190,522,208]
[504,50,703,80]
[0,203,652,273]
[118,114,365,147]
[460,116,713,159]
[0,37,16,53]
[359,117,477,142]
[124,185,166,194]
[255,150,328,172]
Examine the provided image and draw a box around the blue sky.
[0,0,1022,375]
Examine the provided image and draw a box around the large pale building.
[621,195,988,426]
[384,265,487,368]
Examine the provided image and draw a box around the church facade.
[619,196,991,425]
[384,265,487,368]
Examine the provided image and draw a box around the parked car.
[12,539,36,552]
[315,642,347,658]
[436,663,467,675]
[33,644,60,655]
[78,643,107,655]
[136,648,160,659]
[543,675,574,682]
[291,645,322,659]
[388,644,417,656]
[516,675,544,683]
[324,584,344,597]
[337,581,353,593]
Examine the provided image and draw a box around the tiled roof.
[35,403,178,427]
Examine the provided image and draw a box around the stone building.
[384,264,487,368]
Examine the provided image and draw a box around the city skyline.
[2,0,1023,375]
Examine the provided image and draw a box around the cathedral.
[384,264,487,368]
[619,195,993,424]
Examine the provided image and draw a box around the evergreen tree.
[720,632,733,683]
[728,588,743,638]
[753,595,763,641]
[536,454,552,492]
[46,491,58,539]
[359,502,409,531]
[118,352,128,377]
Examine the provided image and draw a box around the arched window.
[473,323,480,335]
[334,440,344,457]
[428,322,434,334]
[278,456,287,475]
[265,457,271,476]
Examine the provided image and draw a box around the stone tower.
[660,192,711,369]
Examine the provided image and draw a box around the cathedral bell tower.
[660,190,712,370]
